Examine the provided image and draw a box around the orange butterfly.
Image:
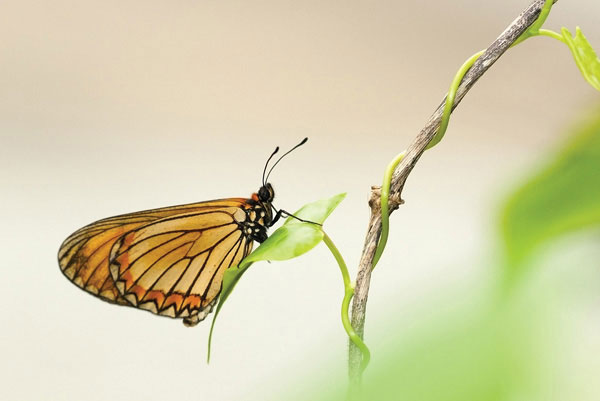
[58,138,307,327]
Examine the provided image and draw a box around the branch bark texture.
[348,0,559,383]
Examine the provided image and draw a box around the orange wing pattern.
[58,199,253,325]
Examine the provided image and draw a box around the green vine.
[373,0,599,268]
[323,232,371,373]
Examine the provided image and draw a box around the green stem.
[532,0,554,34]
[538,28,566,43]
[323,232,371,374]
[513,0,554,46]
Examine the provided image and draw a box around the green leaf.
[284,192,347,226]
[561,27,600,91]
[207,193,346,362]
[501,109,600,277]
[244,192,347,264]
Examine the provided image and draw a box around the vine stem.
[372,49,483,269]
[348,0,559,385]
[539,28,566,42]
[322,232,371,374]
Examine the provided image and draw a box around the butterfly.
[57,138,308,327]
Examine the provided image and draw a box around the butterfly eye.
[258,186,271,201]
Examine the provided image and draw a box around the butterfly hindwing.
[108,206,253,324]
[58,199,254,324]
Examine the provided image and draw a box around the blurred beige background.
[1,1,599,400]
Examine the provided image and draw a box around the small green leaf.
[561,27,600,91]
[501,109,600,278]
[284,192,347,226]
[244,192,347,264]
[207,193,346,362]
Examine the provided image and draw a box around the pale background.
[1,1,599,400]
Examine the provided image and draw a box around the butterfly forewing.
[58,198,255,325]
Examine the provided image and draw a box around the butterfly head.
[258,183,275,203]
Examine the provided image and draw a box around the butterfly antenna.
[262,146,280,186]
[265,137,308,183]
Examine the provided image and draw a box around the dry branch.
[348,0,559,383]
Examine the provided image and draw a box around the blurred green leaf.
[276,287,550,401]
[501,109,600,275]
[358,308,537,401]
[561,27,600,91]
[207,193,346,361]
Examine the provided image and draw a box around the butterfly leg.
[270,209,283,226]
[278,210,322,225]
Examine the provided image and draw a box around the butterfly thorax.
[242,183,275,243]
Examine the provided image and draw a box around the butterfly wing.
[58,199,254,324]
